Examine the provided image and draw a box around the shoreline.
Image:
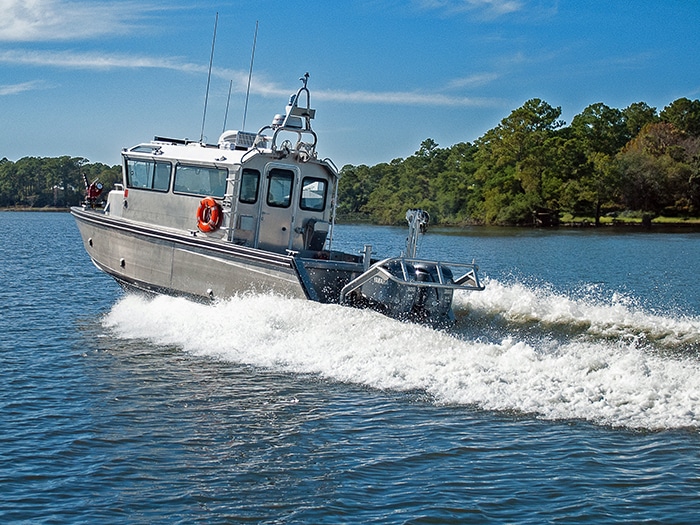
[1,206,72,212]
[4,207,700,231]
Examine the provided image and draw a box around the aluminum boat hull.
[72,206,314,302]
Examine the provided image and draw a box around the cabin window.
[153,162,171,191]
[125,159,172,192]
[173,165,228,197]
[300,177,327,211]
[239,169,260,204]
[266,169,294,208]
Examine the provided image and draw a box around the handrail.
[251,74,319,159]
[322,158,339,175]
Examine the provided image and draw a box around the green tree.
[541,131,588,217]
[0,156,120,208]
[474,99,563,224]
[571,103,629,156]
[362,159,406,224]
[337,164,377,219]
[569,103,630,224]
[622,101,658,138]
[44,156,86,206]
[0,157,17,207]
[14,157,44,206]
[617,122,698,215]
[430,142,480,223]
[660,98,700,137]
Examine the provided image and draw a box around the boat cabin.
[104,76,338,256]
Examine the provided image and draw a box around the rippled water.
[2,211,700,523]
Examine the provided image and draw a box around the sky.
[1,0,699,169]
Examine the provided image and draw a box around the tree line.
[337,97,700,225]
[0,156,121,208]
[2,97,699,226]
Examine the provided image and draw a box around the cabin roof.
[123,136,339,178]
[124,138,247,166]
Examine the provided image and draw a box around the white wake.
[103,282,700,431]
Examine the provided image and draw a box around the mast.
[199,12,218,143]
[222,79,233,132]
[241,21,259,131]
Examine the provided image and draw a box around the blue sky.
[1,1,699,168]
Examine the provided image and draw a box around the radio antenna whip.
[200,12,218,143]
[241,20,258,131]
[222,79,233,132]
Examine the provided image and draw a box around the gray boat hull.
[72,206,311,302]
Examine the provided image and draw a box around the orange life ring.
[196,197,222,232]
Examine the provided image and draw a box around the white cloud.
[0,49,503,108]
[0,48,197,70]
[315,87,501,108]
[414,0,525,17]
[0,79,44,95]
[444,73,500,90]
[0,48,261,89]
[0,0,150,41]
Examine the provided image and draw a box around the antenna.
[222,79,233,132]
[200,12,218,143]
[241,20,259,131]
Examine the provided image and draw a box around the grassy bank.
[559,213,700,227]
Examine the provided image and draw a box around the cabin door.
[256,165,299,252]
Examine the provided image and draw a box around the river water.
[2,211,700,523]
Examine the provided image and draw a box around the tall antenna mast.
[241,20,259,131]
[222,79,233,132]
[200,12,218,143]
